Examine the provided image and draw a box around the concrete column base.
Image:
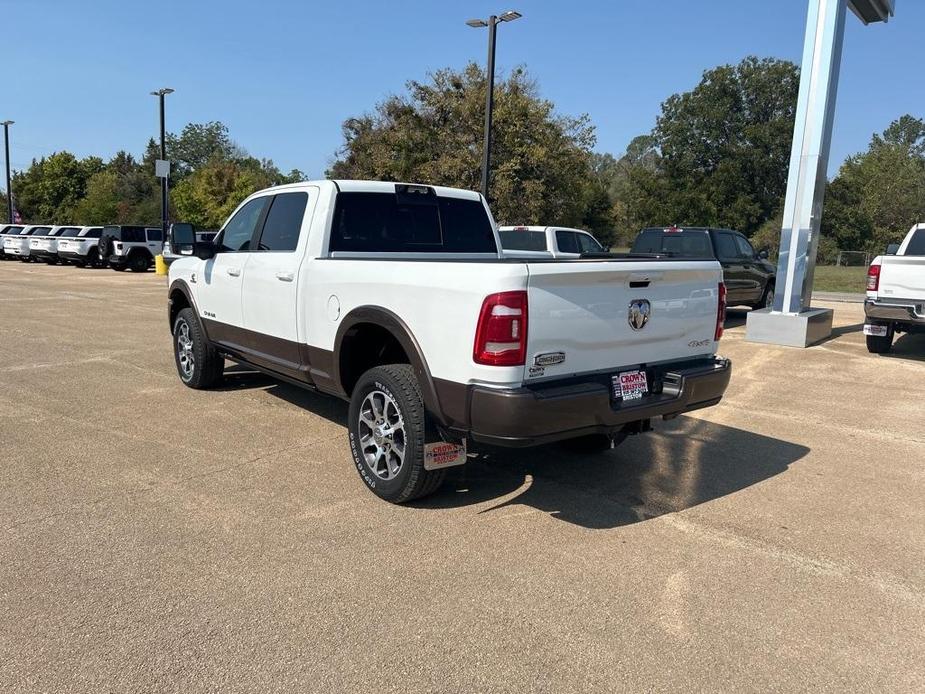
[745,307,834,348]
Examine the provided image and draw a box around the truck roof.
[252,179,483,201]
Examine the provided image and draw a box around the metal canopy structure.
[745,0,895,348]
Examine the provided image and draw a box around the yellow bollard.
[155,254,168,276]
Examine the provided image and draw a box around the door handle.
[226,267,241,277]
[276,271,294,282]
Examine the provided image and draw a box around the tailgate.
[878,257,925,299]
[524,260,722,381]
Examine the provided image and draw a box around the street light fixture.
[149,88,174,243]
[1,120,13,224]
[466,10,522,201]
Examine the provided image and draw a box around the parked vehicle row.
[0,223,165,271]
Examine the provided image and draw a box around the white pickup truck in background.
[498,225,607,258]
[865,223,925,353]
[167,180,731,503]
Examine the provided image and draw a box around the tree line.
[5,56,924,259]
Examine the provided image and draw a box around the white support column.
[745,0,894,348]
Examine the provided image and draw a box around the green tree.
[608,57,799,238]
[328,63,605,235]
[165,121,240,178]
[821,115,925,254]
[12,152,104,223]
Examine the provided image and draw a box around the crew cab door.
[713,231,750,305]
[198,196,271,345]
[241,190,314,373]
[733,234,765,302]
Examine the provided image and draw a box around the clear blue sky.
[4,0,923,178]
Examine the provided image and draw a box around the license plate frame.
[863,324,889,337]
[611,369,648,403]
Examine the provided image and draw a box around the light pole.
[1,120,13,224]
[149,88,174,240]
[466,10,522,201]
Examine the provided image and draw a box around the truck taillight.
[866,263,881,291]
[474,291,528,366]
[715,282,727,341]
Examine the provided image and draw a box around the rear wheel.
[347,364,446,503]
[129,253,150,272]
[86,248,101,268]
[754,283,774,310]
[173,308,224,388]
[866,324,894,354]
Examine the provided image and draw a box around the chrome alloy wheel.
[358,390,406,481]
[176,320,195,380]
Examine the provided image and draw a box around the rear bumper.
[456,357,732,447]
[58,250,85,261]
[107,255,127,267]
[865,298,925,325]
[31,249,54,259]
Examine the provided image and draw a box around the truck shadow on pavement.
[415,416,809,529]
[881,333,925,362]
[222,366,809,530]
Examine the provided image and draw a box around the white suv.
[0,225,25,259]
[4,225,51,261]
[98,225,164,272]
[30,226,81,264]
[57,226,105,267]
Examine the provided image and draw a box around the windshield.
[330,189,496,254]
[499,230,548,252]
[631,229,714,258]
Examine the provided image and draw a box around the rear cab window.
[631,228,714,258]
[330,186,496,254]
[499,228,548,252]
[904,230,925,255]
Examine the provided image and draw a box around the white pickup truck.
[167,180,731,503]
[498,225,607,258]
[864,223,925,353]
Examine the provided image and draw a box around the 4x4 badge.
[628,299,651,330]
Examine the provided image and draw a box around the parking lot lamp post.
[150,88,174,242]
[2,120,12,224]
[466,10,522,201]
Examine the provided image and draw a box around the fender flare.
[167,279,210,342]
[334,306,447,426]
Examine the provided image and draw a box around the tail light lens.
[474,291,528,366]
[714,282,727,341]
[866,264,881,291]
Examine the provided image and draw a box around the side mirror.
[885,243,900,256]
[170,223,196,255]
[757,248,770,260]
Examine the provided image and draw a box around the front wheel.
[173,308,224,389]
[347,364,446,503]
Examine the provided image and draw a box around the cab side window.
[216,197,270,252]
[146,229,163,242]
[734,235,755,259]
[555,230,580,254]
[714,232,740,261]
[578,233,603,253]
[256,193,308,252]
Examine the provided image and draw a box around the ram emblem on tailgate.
[627,299,651,331]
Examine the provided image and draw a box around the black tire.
[112,264,127,272]
[866,325,894,354]
[753,282,774,310]
[128,252,150,272]
[347,364,446,503]
[86,248,100,268]
[173,308,224,389]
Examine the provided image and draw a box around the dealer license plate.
[612,370,648,402]
[863,324,888,336]
[424,441,467,470]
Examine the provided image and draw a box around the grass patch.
[812,265,868,293]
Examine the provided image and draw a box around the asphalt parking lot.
[1,261,923,693]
